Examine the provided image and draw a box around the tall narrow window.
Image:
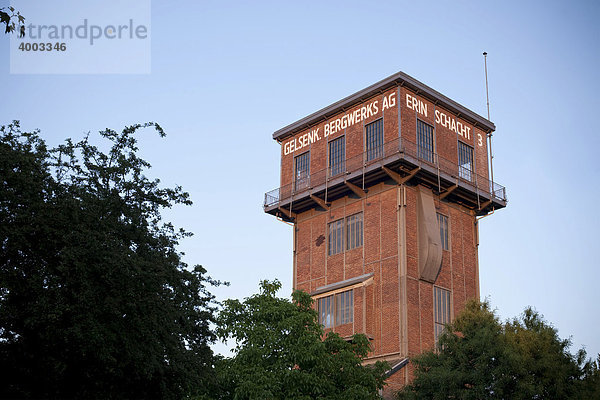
[417,120,434,162]
[335,290,354,325]
[365,119,383,161]
[458,141,473,182]
[437,213,448,251]
[294,151,310,190]
[328,219,344,256]
[434,287,451,344]
[328,136,345,177]
[318,296,333,328]
[318,290,354,328]
[346,213,363,251]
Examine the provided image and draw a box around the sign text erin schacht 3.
[405,93,484,147]
[283,92,397,156]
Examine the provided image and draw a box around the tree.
[397,300,599,400]
[503,307,586,399]
[0,6,25,36]
[0,121,220,399]
[216,280,388,399]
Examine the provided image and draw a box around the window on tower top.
[365,119,383,161]
[458,141,474,182]
[328,136,345,177]
[417,119,434,163]
[294,151,310,191]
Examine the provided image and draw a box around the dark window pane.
[328,136,345,177]
[295,152,310,190]
[458,141,473,182]
[366,119,383,161]
[328,219,344,256]
[433,287,451,344]
[346,213,363,251]
[319,296,333,328]
[335,290,353,325]
[437,213,448,251]
[417,120,434,162]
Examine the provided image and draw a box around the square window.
[318,289,354,327]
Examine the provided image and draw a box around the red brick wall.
[278,83,488,395]
[294,185,479,360]
[279,87,400,189]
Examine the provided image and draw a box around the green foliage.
[0,121,220,399]
[397,300,599,400]
[0,6,25,36]
[216,280,388,399]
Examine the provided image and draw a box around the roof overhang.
[310,272,374,297]
[273,71,495,142]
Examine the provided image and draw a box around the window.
[318,289,354,327]
[458,141,473,182]
[294,151,310,190]
[329,213,363,256]
[365,119,383,161]
[417,120,434,162]
[434,287,451,344]
[346,213,363,251]
[328,219,344,256]
[437,213,448,251]
[328,136,345,177]
[318,295,334,328]
[336,290,353,325]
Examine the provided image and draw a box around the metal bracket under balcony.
[264,137,507,221]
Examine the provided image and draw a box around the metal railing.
[264,136,506,208]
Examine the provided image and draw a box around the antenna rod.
[483,52,490,120]
[483,51,495,196]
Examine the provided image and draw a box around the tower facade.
[263,72,506,395]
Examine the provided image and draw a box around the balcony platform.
[264,137,506,222]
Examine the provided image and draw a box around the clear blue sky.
[1,0,598,358]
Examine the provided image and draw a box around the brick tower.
[263,71,506,395]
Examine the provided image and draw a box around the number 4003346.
[18,42,66,52]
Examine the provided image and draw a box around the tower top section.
[264,71,506,220]
[272,71,495,143]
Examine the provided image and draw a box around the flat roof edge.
[273,71,495,141]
